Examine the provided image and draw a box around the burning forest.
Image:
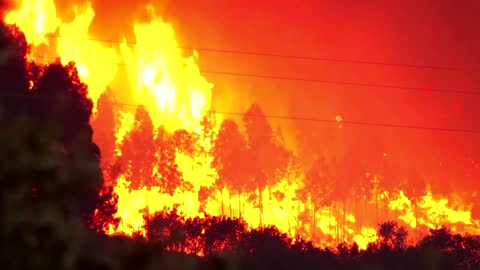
[1,1,480,269]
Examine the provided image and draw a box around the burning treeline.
[4,0,480,250]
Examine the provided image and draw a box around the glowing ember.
[336,115,343,128]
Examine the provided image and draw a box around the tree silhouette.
[418,227,454,252]
[154,126,187,195]
[298,157,335,239]
[203,216,247,255]
[92,89,117,182]
[213,119,253,217]
[242,104,291,225]
[417,227,480,269]
[0,21,29,113]
[88,186,120,233]
[173,129,198,157]
[375,221,408,251]
[240,226,293,270]
[0,22,119,269]
[119,106,155,189]
[184,216,207,255]
[145,209,186,252]
[241,226,290,254]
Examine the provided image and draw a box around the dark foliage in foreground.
[0,20,118,229]
[1,19,480,270]
[141,209,480,270]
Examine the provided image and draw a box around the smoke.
[0,0,14,18]
[172,1,480,195]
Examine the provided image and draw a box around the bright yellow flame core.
[5,0,60,45]
[6,0,480,251]
[389,190,476,231]
[120,21,212,132]
[56,5,119,109]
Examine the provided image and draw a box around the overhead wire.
[1,35,478,134]
[0,93,479,134]
[46,35,480,73]
[35,56,480,96]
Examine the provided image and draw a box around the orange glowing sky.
[160,0,480,195]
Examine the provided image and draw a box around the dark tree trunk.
[258,188,263,227]
[221,189,225,216]
[238,192,242,219]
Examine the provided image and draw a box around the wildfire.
[119,20,212,132]
[5,0,60,45]
[5,0,480,252]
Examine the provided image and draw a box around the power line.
[201,70,480,96]
[37,56,480,96]
[1,93,479,134]
[51,35,479,73]
[209,110,480,134]
[180,47,480,73]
